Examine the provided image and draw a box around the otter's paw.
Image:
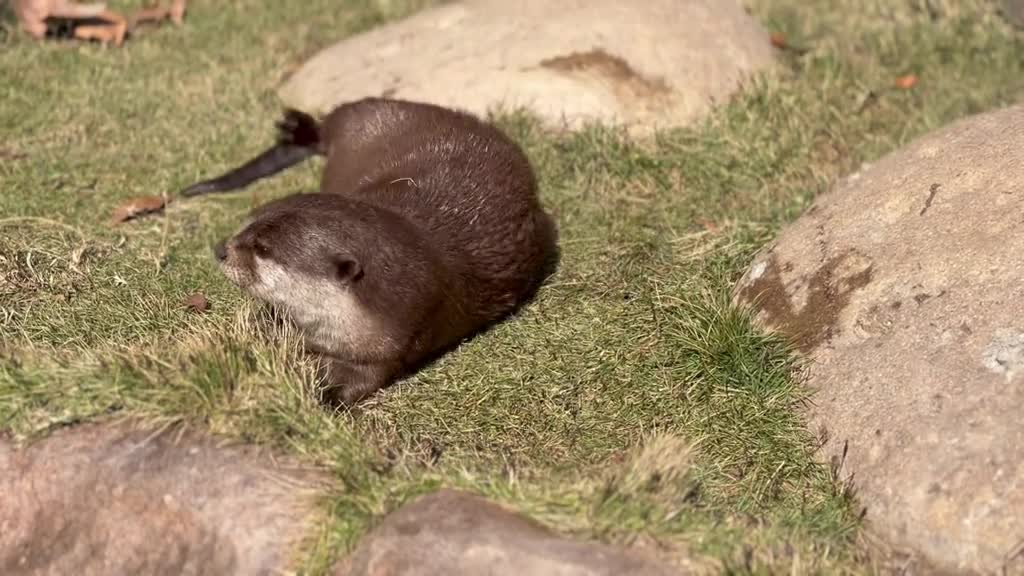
[317,357,396,407]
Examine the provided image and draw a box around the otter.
[186,98,559,405]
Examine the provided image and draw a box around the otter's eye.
[252,239,270,258]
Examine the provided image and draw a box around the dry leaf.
[769,31,811,55]
[0,148,27,161]
[110,195,166,224]
[895,74,918,90]
[183,293,209,313]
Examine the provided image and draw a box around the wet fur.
[197,98,559,405]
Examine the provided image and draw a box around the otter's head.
[212,195,367,317]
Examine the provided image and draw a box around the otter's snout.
[213,239,228,262]
[212,236,257,290]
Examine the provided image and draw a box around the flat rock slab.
[735,104,1024,574]
[0,421,328,576]
[336,489,682,575]
[278,0,775,132]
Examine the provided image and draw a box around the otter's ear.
[334,257,364,284]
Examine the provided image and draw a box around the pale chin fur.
[240,254,392,357]
[218,259,250,289]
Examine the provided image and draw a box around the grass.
[1,0,1022,573]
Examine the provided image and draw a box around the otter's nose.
[213,240,228,262]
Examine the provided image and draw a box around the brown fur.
[203,98,559,405]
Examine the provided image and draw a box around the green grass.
[1,0,1022,573]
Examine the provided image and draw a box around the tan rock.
[0,421,328,576]
[336,489,683,576]
[735,104,1024,574]
[277,0,775,133]
[1003,0,1024,27]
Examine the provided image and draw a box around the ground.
[0,0,1021,574]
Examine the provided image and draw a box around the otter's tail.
[180,109,322,198]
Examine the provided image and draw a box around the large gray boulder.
[278,0,775,132]
[0,422,328,576]
[336,489,684,576]
[735,104,1024,574]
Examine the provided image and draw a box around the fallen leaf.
[895,74,918,90]
[768,31,811,55]
[110,195,166,224]
[183,293,209,313]
[0,148,27,161]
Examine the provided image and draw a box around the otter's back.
[319,98,553,310]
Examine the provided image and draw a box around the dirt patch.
[739,252,874,353]
[539,48,672,102]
